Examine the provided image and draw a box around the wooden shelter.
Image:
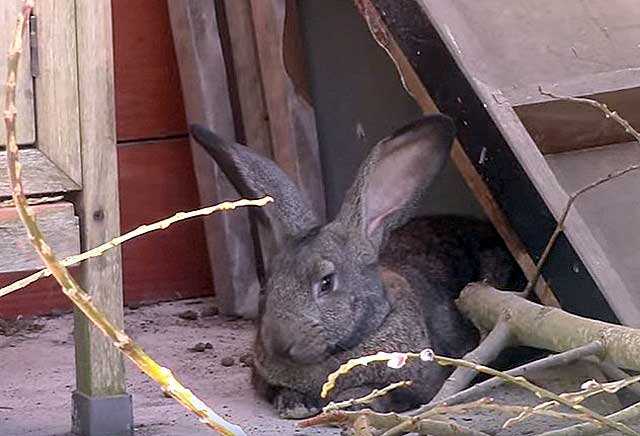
[354,0,640,326]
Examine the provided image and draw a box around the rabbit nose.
[261,317,294,359]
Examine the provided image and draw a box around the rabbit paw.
[273,389,320,419]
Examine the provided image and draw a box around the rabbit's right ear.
[335,114,455,258]
[190,124,320,244]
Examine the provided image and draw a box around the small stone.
[204,342,213,350]
[200,306,219,318]
[191,342,207,352]
[128,302,141,310]
[239,353,253,366]
[220,357,235,367]
[177,310,198,321]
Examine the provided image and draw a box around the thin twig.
[299,409,491,436]
[522,89,640,298]
[430,319,512,402]
[0,196,273,299]
[323,381,412,413]
[4,3,245,434]
[320,349,638,436]
[413,341,604,416]
[539,402,640,436]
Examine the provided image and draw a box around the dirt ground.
[1,298,338,436]
[2,297,637,436]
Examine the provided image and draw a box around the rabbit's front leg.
[273,388,320,419]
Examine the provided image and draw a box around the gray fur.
[190,115,520,418]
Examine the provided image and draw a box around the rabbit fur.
[190,114,520,418]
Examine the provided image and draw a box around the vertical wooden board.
[168,0,260,318]
[33,0,82,184]
[250,0,326,219]
[118,140,213,303]
[0,203,80,273]
[0,0,35,146]
[222,0,272,155]
[112,0,187,141]
[74,0,125,397]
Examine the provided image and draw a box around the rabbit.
[190,114,521,419]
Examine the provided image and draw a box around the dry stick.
[0,196,273,299]
[299,409,491,436]
[430,319,512,403]
[522,88,640,298]
[323,381,412,413]
[318,347,636,436]
[4,3,245,435]
[596,361,640,398]
[412,341,604,416]
[539,402,640,436]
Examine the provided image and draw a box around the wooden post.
[72,1,132,435]
[168,0,260,318]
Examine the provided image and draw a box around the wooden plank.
[390,0,635,323]
[249,0,326,219]
[0,0,35,146]
[354,0,560,307]
[0,270,73,318]
[168,0,260,318]
[73,0,126,397]
[118,139,213,304]
[0,148,80,198]
[514,86,640,155]
[547,141,640,315]
[0,203,79,273]
[112,0,187,141]
[33,0,82,184]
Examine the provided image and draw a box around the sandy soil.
[0,298,338,436]
[2,298,637,436]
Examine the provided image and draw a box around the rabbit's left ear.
[335,114,455,256]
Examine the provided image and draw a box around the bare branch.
[323,381,412,413]
[0,196,273,299]
[430,319,512,402]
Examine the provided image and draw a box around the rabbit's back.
[381,215,522,357]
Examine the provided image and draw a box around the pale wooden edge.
[73,0,126,396]
[0,202,79,273]
[356,0,561,307]
[503,67,640,107]
[34,0,82,185]
[168,0,260,318]
[0,148,80,198]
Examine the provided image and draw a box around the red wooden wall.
[0,0,213,317]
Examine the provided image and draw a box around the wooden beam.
[0,0,34,146]
[33,0,82,184]
[354,0,560,307]
[249,0,326,220]
[0,203,79,273]
[168,0,260,318]
[73,0,128,410]
[0,148,80,198]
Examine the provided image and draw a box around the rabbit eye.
[318,273,336,296]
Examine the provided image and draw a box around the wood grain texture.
[0,0,34,146]
[0,203,79,273]
[250,0,326,219]
[0,148,80,198]
[33,0,82,184]
[168,0,260,318]
[118,139,213,304]
[112,0,187,141]
[73,0,126,397]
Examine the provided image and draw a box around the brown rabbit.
[190,114,520,418]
